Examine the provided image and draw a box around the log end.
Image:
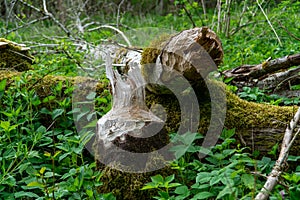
[0,38,34,72]
[140,27,223,94]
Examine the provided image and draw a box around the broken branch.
[255,107,300,200]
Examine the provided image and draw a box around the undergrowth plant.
[0,75,114,200]
[142,129,300,200]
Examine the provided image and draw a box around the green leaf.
[224,77,234,83]
[174,185,189,195]
[39,167,46,175]
[43,95,56,103]
[52,108,64,120]
[86,189,93,197]
[17,162,31,174]
[27,181,44,188]
[221,128,235,139]
[164,174,175,183]
[44,151,51,157]
[2,175,16,187]
[14,191,39,198]
[0,79,6,91]
[241,174,255,189]
[74,177,80,187]
[170,144,188,159]
[55,81,63,92]
[182,132,198,145]
[141,182,158,190]
[158,191,169,199]
[210,176,221,186]
[216,186,233,199]
[36,125,46,133]
[0,79,6,100]
[193,191,215,199]
[53,150,62,159]
[168,183,181,188]
[196,172,212,183]
[101,193,116,200]
[288,155,300,162]
[0,121,10,131]
[151,174,164,184]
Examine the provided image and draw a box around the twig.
[88,25,132,47]
[7,49,34,62]
[5,16,49,35]
[230,20,266,36]
[182,5,196,28]
[200,0,207,20]
[62,49,89,73]
[117,0,125,28]
[223,0,231,37]
[278,21,300,41]
[5,0,17,26]
[251,171,289,188]
[18,0,73,38]
[255,107,300,200]
[217,0,222,33]
[256,0,282,46]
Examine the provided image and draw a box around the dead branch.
[255,107,300,200]
[278,21,300,41]
[117,0,125,28]
[256,0,282,46]
[88,25,132,47]
[18,0,73,38]
[224,53,300,81]
[4,16,49,35]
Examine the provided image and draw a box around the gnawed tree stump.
[93,27,226,174]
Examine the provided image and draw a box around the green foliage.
[0,73,114,199]
[0,0,300,199]
[238,86,300,106]
[143,129,299,199]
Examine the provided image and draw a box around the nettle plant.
[142,129,300,200]
[0,74,114,200]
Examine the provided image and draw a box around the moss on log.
[0,38,34,71]
[1,70,298,154]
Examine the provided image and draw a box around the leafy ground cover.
[1,0,300,199]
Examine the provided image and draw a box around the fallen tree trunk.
[223,53,300,97]
[0,69,298,155]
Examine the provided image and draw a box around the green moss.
[0,38,34,71]
[140,34,171,94]
[96,154,176,199]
